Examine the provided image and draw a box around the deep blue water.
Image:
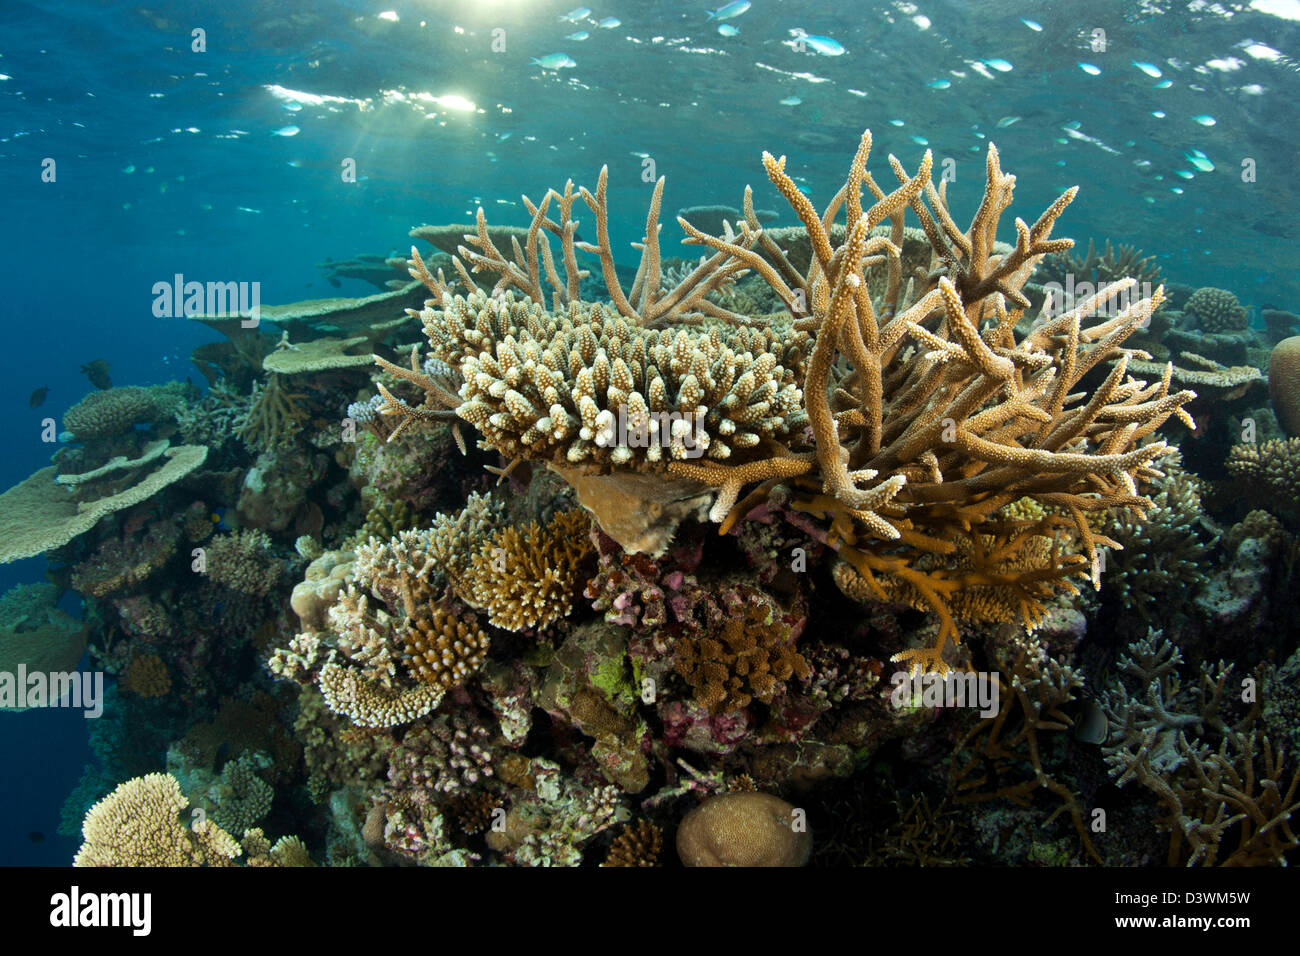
[2,0,1298,864]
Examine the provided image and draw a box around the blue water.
[1,0,1298,864]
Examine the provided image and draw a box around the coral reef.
[34,126,1299,871]
[386,132,1194,671]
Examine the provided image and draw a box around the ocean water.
[1,0,1298,868]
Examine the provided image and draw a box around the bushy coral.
[1185,286,1248,333]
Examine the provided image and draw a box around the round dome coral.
[676,791,811,866]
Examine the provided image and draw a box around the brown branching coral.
[122,653,171,698]
[672,587,809,714]
[669,133,1194,671]
[237,374,308,452]
[401,601,491,690]
[603,819,663,867]
[459,509,594,632]
[1039,237,1164,292]
[205,529,280,595]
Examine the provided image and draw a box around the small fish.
[272,125,300,136]
[1192,114,1216,126]
[1078,62,1101,75]
[889,119,905,126]
[81,359,112,390]
[708,1,750,19]
[996,115,1021,128]
[910,135,929,146]
[28,387,48,408]
[597,17,620,28]
[1155,79,1173,89]
[984,57,1013,72]
[122,164,135,174]
[717,24,739,36]
[566,31,590,40]
[1186,151,1214,172]
[1175,170,1195,179]
[283,101,302,112]
[1020,18,1043,31]
[1132,60,1162,77]
[1151,110,1166,118]
[791,30,845,56]
[779,95,802,105]
[531,53,577,70]
[926,79,951,89]
[559,7,591,22]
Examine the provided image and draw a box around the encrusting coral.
[371,130,1196,672]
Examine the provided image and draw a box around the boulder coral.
[676,791,811,866]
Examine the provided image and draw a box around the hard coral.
[672,587,809,714]
[676,791,811,866]
[460,508,594,632]
[1185,286,1248,333]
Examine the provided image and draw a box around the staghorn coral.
[1038,237,1164,291]
[1185,286,1248,333]
[237,373,308,452]
[1101,630,1300,866]
[949,632,1099,862]
[372,131,1195,672]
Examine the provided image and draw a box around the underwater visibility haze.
[1,0,1300,871]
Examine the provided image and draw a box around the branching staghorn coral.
[357,130,1195,672]
[1100,630,1300,866]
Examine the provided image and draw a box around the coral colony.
[4,130,1298,866]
